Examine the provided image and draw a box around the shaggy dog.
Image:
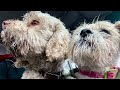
[69,21,120,79]
[1,11,71,79]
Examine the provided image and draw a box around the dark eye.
[31,20,39,26]
[100,29,110,34]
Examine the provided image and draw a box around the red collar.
[0,54,15,61]
[79,67,120,79]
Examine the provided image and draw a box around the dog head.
[1,11,70,62]
[69,21,120,69]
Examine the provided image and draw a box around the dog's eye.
[100,29,110,34]
[31,20,39,26]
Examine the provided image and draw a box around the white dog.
[69,21,120,79]
[1,11,71,79]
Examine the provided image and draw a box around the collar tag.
[104,67,118,79]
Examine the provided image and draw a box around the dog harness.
[39,68,79,79]
[39,59,79,79]
[79,67,120,79]
[58,59,79,78]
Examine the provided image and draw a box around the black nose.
[80,29,92,38]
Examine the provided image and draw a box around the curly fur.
[1,11,70,79]
[69,21,120,79]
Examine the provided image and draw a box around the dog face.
[1,11,70,62]
[69,21,120,68]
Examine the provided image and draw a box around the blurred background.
[0,11,117,32]
[0,11,27,32]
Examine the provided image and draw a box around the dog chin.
[79,39,93,47]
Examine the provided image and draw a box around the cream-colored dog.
[1,11,70,79]
[69,21,120,79]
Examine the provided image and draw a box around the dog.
[1,11,71,79]
[69,21,120,79]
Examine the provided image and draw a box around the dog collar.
[79,67,120,79]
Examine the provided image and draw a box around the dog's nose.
[3,21,11,26]
[80,29,93,38]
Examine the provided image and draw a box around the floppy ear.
[46,22,70,62]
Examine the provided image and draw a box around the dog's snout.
[80,29,92,38]
[3,21,11,26]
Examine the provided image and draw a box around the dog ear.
[46,22,70,62]
[115,21,120,33]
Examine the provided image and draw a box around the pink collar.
[80,69,104,78]
[79,67,120,79]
